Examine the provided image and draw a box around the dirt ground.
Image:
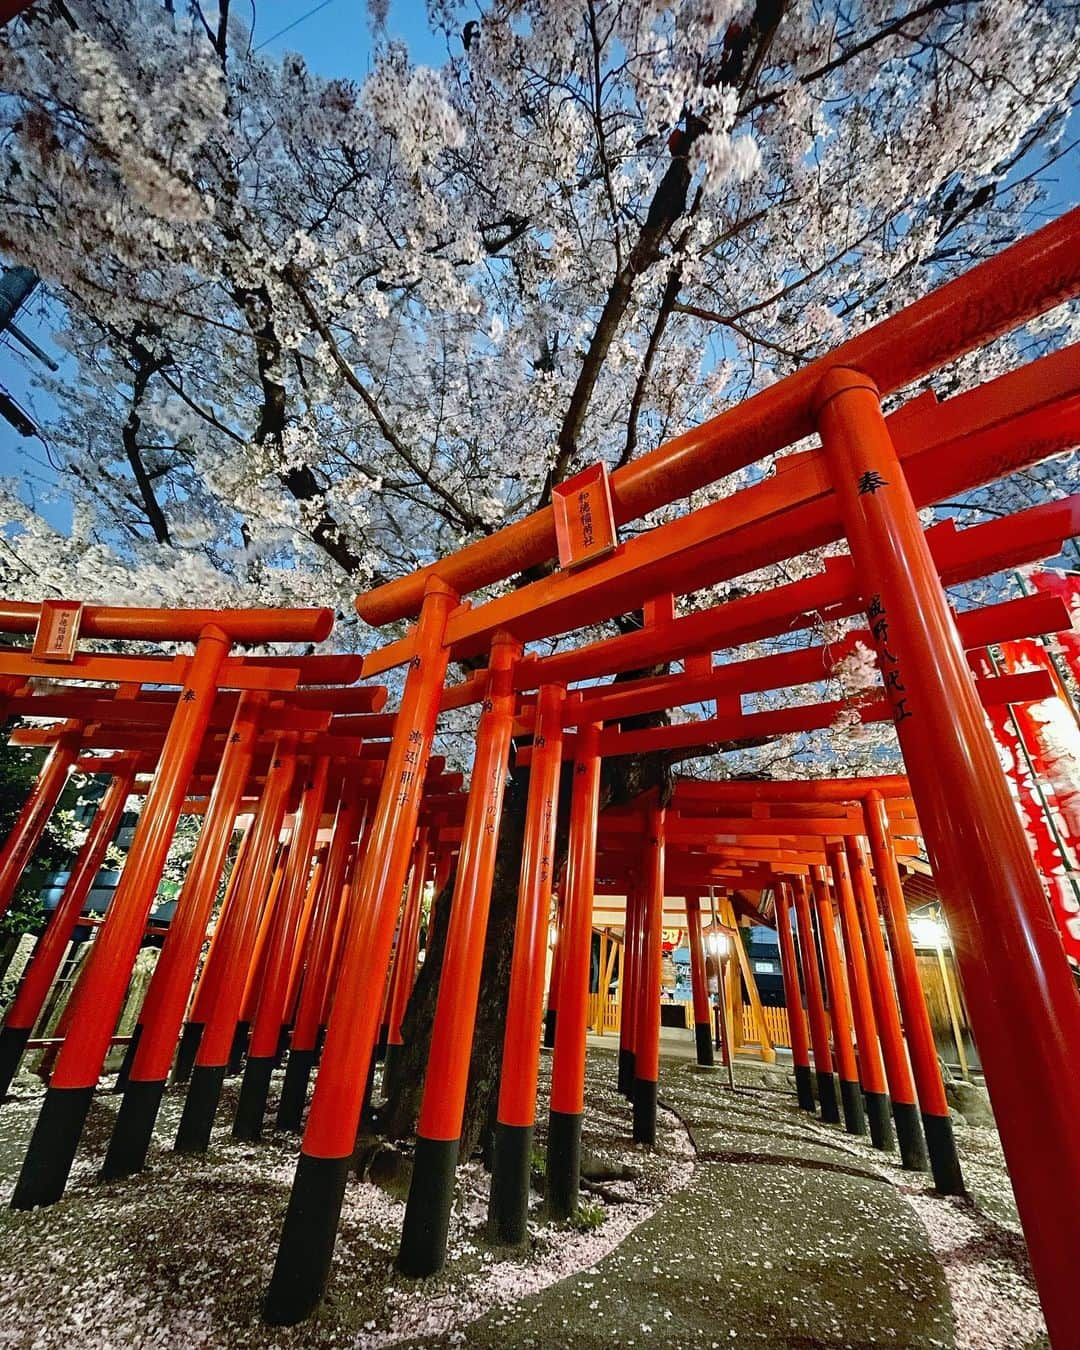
[0,1047,1047,1349]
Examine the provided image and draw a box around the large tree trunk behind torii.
[377,745,673,1162]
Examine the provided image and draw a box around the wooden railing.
[585,993,797,1052]
[587,992,622,1034]
[742,1002,791,1048]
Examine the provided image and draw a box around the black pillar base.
[174,1063,227,1154]
[276,1049,315,1133]
[11,1085,94,1210]
[263,1151,351,1326]
[100,1078,166,1179]
[545,1108,582,1220]
[893,1100,929,1171]
[383,1041,403,1087]
[632,1076,657,1146]
[0,1025,31,1100]
[923,1111,965,1195]
[113,1023,142,1094]
[617,1047,634,1098]
[487,1120,533,1247]
[374,1027,388,1063]
[172,1022,204,1085]
[543,1008,556,1049]
[793,1063,816,1113]
[233,1055,274,1141]
[694,1022,715,1068]
[228,1021,249,1075]
[816,1070,841,1125]
[839,1078,867,1136]
[397,1134,460,1278]
[865,1091,894,1151]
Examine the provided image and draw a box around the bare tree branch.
[284,263,491,536]
[122,344,171,546]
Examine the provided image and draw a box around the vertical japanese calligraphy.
[867,594,912,724]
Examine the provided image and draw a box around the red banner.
[970,639,1080,964]
[1030,569,1080,689]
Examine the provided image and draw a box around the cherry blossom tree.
[1,0,1077,1149]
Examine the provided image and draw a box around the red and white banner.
[1030,569,1080,689]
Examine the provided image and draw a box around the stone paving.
[463,1056,959,1349]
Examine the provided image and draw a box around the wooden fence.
[586,994,795,1049]
[742,1002,791,1048]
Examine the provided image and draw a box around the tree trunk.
[378,734,672,1162]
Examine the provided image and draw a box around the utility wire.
[254,0,337,51]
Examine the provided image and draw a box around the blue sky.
[251,0,446,71]
[1,2,1077,537]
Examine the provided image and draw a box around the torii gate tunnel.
[266,207,1080,1339]
[0,208,1075,1346]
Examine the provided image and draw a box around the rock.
[365,1144,414,1199]
[946,1079,996,1127]
[580,1150,636,1182]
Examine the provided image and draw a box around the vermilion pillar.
[845,835,927,1170]
[829,844,893,1150]
[633,808,665,1146]
[632,868,654,1085]
[382,827,430,1082]
[234,820,294,1069]
[809,866,865,1136]
[774,882,814,1112]
[817,371,1080,1329]
[173,819,254,1084]
[863,792,962,1192]
[397,633,521,1278]
[277,787,364,1132]
[264,579,455,1325]
[174,735,297,1153]
[617,880,641,1096]
[101,693,264,1178]
[235,756,330,1141]
[11,626,230,1210]
[0,727,80,920]
[283,842,329,1029]
[487,684,564,1246]
[546,721,601,1219]
[0,758,135,1099]
[790,875,840,1123]
[685,894,714,1068]
[317,822,368,1035]
[544,896,564,1049]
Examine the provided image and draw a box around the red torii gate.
[260,207,1080,1345]
[600,777,939,1168]
[0,603,344,1204]
[0,655,467,1181]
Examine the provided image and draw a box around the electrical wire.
[254,0,337,51]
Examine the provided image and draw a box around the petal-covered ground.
[0,1048,1046,1348]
